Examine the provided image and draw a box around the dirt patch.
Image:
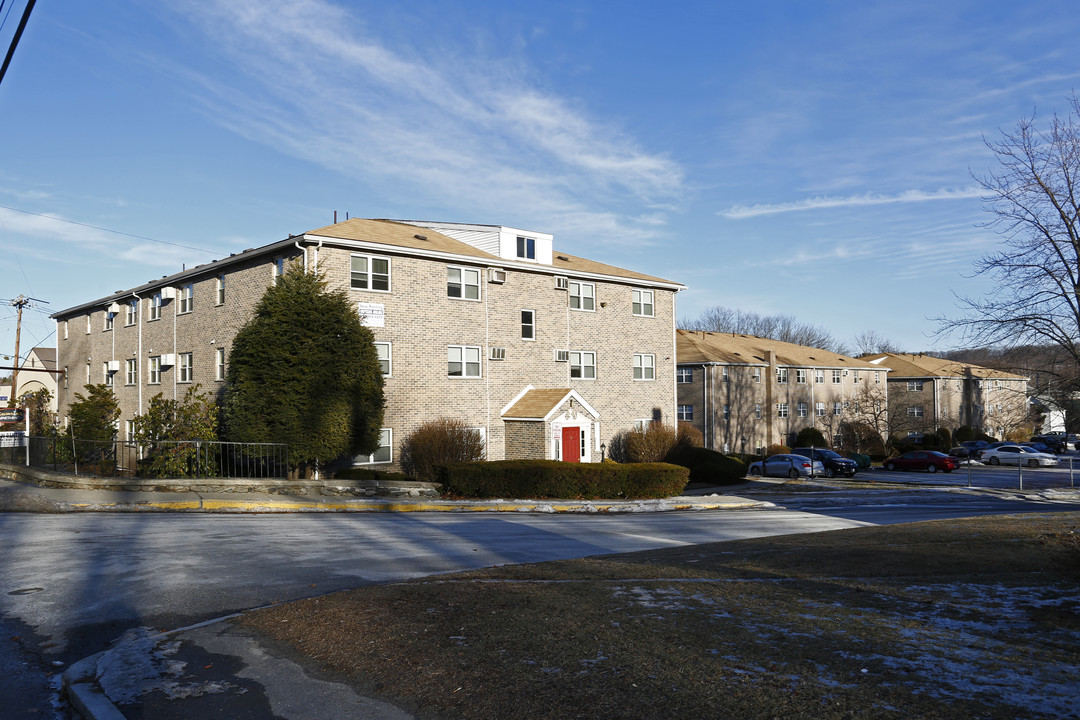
[241,512,1080,719]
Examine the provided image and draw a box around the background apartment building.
[861,352,1031,440]
[52,219,683,471]
[676,330,888,454]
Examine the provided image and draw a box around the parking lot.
[868,456,1080,491]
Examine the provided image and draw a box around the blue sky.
[2,0,1079,360]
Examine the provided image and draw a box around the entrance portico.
[501,386,601,462]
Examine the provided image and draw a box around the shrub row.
[439,460,689,500]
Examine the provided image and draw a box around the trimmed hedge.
[438,460,690,500]
[664,446,748,485]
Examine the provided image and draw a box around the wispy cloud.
[165,0,682,243]
[719,187,983,219]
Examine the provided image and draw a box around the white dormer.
[397,221,554,266]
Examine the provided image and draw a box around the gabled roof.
[859,352,1028,381]
[306,218,496,260]
[501,387,599,421]
[677,329,884,371]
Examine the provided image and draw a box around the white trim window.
[86,315,92,334]
[907,380,924,391]
[815,402,826,417]
[448,345,481,378]
[722,404,730,421]
[149,356,162,385]
[832,369,842,384]
[125,420,136,442]
[796,369,807,384]
[521,310,536,340]
[677,367,693,383]
[853,370,861,384]
[777,403,789,418]
[677,404,693,422]
[815,369,824,383]
[357,428,393,464]
[569,281,595,311]
[215,348,226,381]
[149,293,162,321]
[797,401,808,418]
[125,359,137,386]
[273,257,285,280]
[125,300,137,326]
[722,367,730,383]
[216,275,225,306]
[179,353,193,383]
[447,266,480,300]
[350,254,391,292]
[833,402,842,416]
[104,310,114,331]
[85,363,90,383]
[179,284,194,314]
[754,403,762,419]
[633,353,655,380]
[516,236,535,260]
[103,362,113,387]
[752,368,761,383]
[776,367,788,384]
[907,405,924,418]
[632,289,654,317]
[570,351,596,379]
[375,342,391,376]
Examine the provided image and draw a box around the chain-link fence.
[0,435,289,480]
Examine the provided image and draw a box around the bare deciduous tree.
[939,95,1080,395]
[681,306,844,353]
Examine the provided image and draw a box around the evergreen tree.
[221,266,384,475]
[68,384,120,443]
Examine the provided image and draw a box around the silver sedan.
[980,445,1059,467]
[748,454,826,479]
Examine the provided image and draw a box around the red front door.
[561,426,581,462]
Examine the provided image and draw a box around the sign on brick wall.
[357,302,385,327]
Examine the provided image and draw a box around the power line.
[0,0,36,90]
[0,204,220,255]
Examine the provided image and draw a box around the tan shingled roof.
[305,219,498,260]
[859,352,1027,380]
[502,388,574,419]
[549,250,679,286]
[676,329,882,370]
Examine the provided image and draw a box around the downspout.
[702,364,710,450]
[294,238,308,272]
[133,292,143,416]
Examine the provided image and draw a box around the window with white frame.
[796,369,807,384]
[907,380,924,391]
[215,348,226,381]
[149,293,162,321]
[632,289,654,317]
[677,367,693,383]
[125,359,137,386]
[521,310,535,340]
[149,356,161,385]
[125,300,137,326]
[273,257,285,280]
[875,371,882,384]
[103,363,113,387]
[797,401,808,417]
[569,281,595,311]
[216,275,225,305]
[677,404,693,422]
[816,402,826,417]
[179,353,193,383]
[63,320,68,339]
[86,315,92,334]
[448,345,481,378]
[853,370,860,384]
[357,428,393,464]
[833,401,842,416]
[104,310,113,331]
[447,266,480,300]
[633,419,650,431]
[723,404,730,421]
[754,403,762,419]
[516,236,535,260]
[832,369,842,383]
[179,284,194,314]
[752,368,761,383]
[815,369,824,383]
[126,420,135,442]
[374,342,391,376]
[722,366,730,383]
[633,353,655,380]
[570,351,596,379]
[776,367,788,384]
[907,405,924,417]
[350,254,390,291]
[85,363,90,383]
[777,403,789,418]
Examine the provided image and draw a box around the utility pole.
[7,295,46,406]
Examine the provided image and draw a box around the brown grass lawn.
[241,512,1080,720]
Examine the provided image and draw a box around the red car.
[883,451,957,474]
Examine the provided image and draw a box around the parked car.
[883,451,957,474]
[748,454,825,479]
[960,440,990,459]
[948,446,972,459]
[1029,435,1066,453]
[1020,441,1053,454]
[981,445,1059,467]
[790,447,858,478]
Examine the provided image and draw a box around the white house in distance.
[51,219,684,471]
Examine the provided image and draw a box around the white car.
[981,445,1059,468]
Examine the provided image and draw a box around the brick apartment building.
[51,219,684,470]
[676,330,889,454]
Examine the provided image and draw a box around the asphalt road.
[3,490,1079,719]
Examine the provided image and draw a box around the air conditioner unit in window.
[160,354,176,367]
[106,361,120,373]
[554,349,569,362]
[554,276,569,290]
[159,287,177,301]
[842,369,849,376]
[489,347,506,361]
[488,268,507,284]
[106,303,121,315]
